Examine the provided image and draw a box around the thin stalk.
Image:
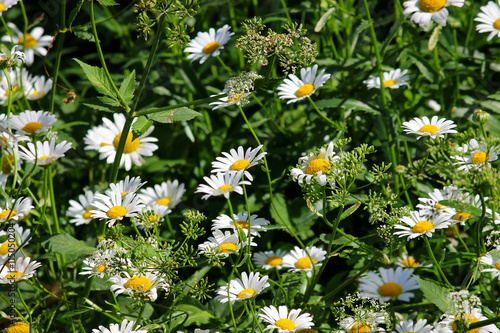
[134,95,223,116]
[308,96,342,129]
[423,236,452,288]
[48,166,60,234]
[17,285,32,326]
[133,304,146,330]
[49,0,66,115]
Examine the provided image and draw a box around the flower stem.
[423,235,453,288]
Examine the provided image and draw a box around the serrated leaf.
[74,58,117,99]
[418,278,451,312]
[73,29,95,42]
[68,0,84,28]
[132,116,153,141]
[147,107,201,123]
[42,233,95,257]
[82,98,115,112]
[315,7,335,32]
[439,200,484,217]
[97,96,120,107]
[340,202,362,221]
[428,25,442,51]
[119,70,136,102]
[97,0,118,5]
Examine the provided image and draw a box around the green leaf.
[270,193,293,231]
[73,29,95,42]
[176,304,214,326]
[147,107,201,123]
[340,201,362,221]
[97,0,118,6]
[119,70,136,102]
[82,98,116,112]
[42,233,95,257]
[315,7,335,32]
[405,53,438,82]
[380,16,405,56]
[428,25,442,51]
[97,96,120,107]
[132,116,153,141]
[315,98,379,114]
[439,200,484,217]
[68,0,85,28]
[418,278,451,312]
[74,58,117,99]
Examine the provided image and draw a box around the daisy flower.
[0,0,20,16]
[0,224,30,263]
[95,113,159,171]
[475,1,500,41]
[139,180,185,210]
[80,249,117,279]
[195,170,250,200]
[18,138,72,166]
[259,305,314,333]
[0,196,33,222]
[438,308,499,333]
[395,253,431,268]
[24,74,53,100]
[0,45,25,69]
[340,311,386,333]
[214,271,270,303]
[401,116,457,139]
[0,67,23,102]
[253,249,288,270]
[184,24,234,64]
[282,245,327,277]
[209,89,251,110]
[395,319,433,333]
[211,212,270,236]
[4,322,30,333]
[447,192,487,225]
[290,142,339,186]
[363,69,410,90]
[211,145,266,181]
[108,176,145,196]
[0,148,22,188]
[0,256,42,283]
[479,253,500,279]
[109,271,168,301]
[198,230,255,257]
[403,0,465,28]
[90,189,145,227]
[67,190,100,226]
[358,267,420,302]
[1,23,53,66]
[9,110,57,135]
[277,65,331,104]
[84,125,109,151]
[451,138,499,172]
[92,319,147,333]
[394,210,452,240]
[416,185,462,217]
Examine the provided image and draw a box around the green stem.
[423,235,453,288]
[308,96,342,129]
[48,166,61,234]
[49,0,66,115]
[134,95,224,116]
[133,304,146,329]
[17,285,32,326]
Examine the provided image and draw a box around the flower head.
[259,305,314,333]
[358,267,420,302]
[363,69,410,90]
[0,0,20,16]
[475,1,500,41]
[282,245,326,277]
[1,23,53,65]
[451,138,499,172]
[211,212,270,236]
[253,249,288,270]
[402,116,457,139]
[19,138,72,166]
[403,0,465,28]
[395,319,433,333]
[195,170,250,200]
[139,180,185,212]
[109,271,168,302]
[211,145,266,181]
[92,319,147,333]
[9,110,57,135]
[198,230,255,257]
[0,196,33,222]
[291,142,339,186]
[438,308,499,333]
[214,271,270,303]
[90,189,145,227]
[68,190,100,226]
[480,253,500,279]
[0,45,24,70]
[184,25,234,64]
[0,256,42,283]
[277,64,330,104]
[394,210,452,240]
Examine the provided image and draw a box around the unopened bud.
[473,110,490,124]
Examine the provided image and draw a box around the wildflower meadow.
[2,0,500,332]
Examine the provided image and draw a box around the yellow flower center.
[265,255,282,267]
[38,155,51,162]
[378,282,403,297]
[19,33,38,48]
[436,203,443,209]
[452,314,479,333]
[472,151,489,164]
[6,271,24,280]
[5,321,30,333]
[113,132,140,154]
[106,206,127,219]
[401,258,420,267]
[350,322,371,333]
[218,242,238,253]
[0,4,5,11]
[295,257,313,269]
[0,209,17,220]
[494,18,500,30]
[412,220,434,233]
[22,122,43,134]
[149,214,161,222]
[383,79,397,87]
[296,83,315,98]
[275,318,296,331]
[419,124,439,135]
[31,90,40,96]
[227,94,243,103]
[0,241,17,255]
[203,41,220,54]
[419,0,446,13]
[455,211,472,221]
[1,154,15,174]
[230,159,251,171]
[218,184,233,193]
[124,276,152,292]
[156,197,172,206]
[237,288,256,299]
[83,208,93,219]
[95,264,107,273]
[5,86,19,97]
[234,220,249,228]
[296,330,317,333]
[495,261,500,270]
[305,158,331,175]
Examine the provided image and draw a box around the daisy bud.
[472,110,490,124]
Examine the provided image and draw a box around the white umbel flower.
[394,210,452,240]
[363,69,410,90]
[277,65,330,104]
[358,267,420,302]
[211,145,266,181]
[9,110,57,135]
[0,256,42,283]
[214,271,270,303]
[451,138,499,172]
[1,23,53,66]
[195,170,250,200]
[90,189,145,227]
[403,0,465,28]
[67,190,100,226]
[402,116,457,139]
[211,212,270,236]
[184,25,234,64]
[109,271,168,301]
[18,138,72,166]
[282,245,327,277]
[290,142,339,186]
[253,249,288,270]
[475,1,500,41]
[259,305,314,333]
[92,319,147,333]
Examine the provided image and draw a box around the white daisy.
[447,192,488,225]
[1,23,53,66]
[394,210,452,240]
[0,0,20,16]
[451,138,499,172]
[277,64,331,104]
[363,69,410,90]
[211,145,266,181]
[480,253,500,279]
[253,249,288,270]
[24,74,53,100]
[67,190,100,226]
[0,196,33,222]
[282,246,327,277]
[340,312,386,333]
[259,305,314,333]
[84,125,109,151]
[0,129,29,150]
[0,256,42,283]
[0,148,22,189]
[403,0,465,28]
[209,89,251,110]
[395,319,433,333]
[108,176,145,196]
[9,110,57,135]
[198,230,255,257]
[401,116,457,139]
[358,267,420,302]
[195,170,250,200]
[416,185,461,217]
[0,67,23,102]
[80,249,116,279]
[184,24,234,64]
[0,224,30,262]
[109,271,168,301]
[475,1,500,41]
[438,308,499,333]
[395,253,429,268]
[290,142,339,186]
[90,189,145,227]
[18,138,72,166]
[211,212,270,236]
[214,271,270,303]
[0,45,25,69]
[139,180,185,210]
[95,113,159,171]
[92,319,147,333]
